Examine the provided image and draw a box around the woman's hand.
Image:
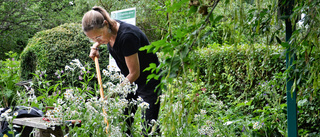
[89,42,100,60]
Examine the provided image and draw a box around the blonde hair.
[82,6,117,33]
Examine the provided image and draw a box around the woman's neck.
[109,22,120,48]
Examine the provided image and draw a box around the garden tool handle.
[94,56,109,133]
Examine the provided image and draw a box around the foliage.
[19,23,109,88]
[0,0,86,60]
[193,43,285,101]
[88,0,167,42]
[8,59,151,137]
[0,52,20,107]
[0,0,169,60]
[141,0,320,136]
[1,0,319,136]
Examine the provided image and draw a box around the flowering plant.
[14,59,153,136]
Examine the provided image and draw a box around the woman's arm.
[125,53,140,83]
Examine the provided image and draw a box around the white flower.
[211,94,216,99]
[14,112,19,116]
[65,65,74,71]
[194,114,200,121]
[6,109,12,113]
[223,121,233,125]
[1,113,8,118]
[102,69,110,76]
[137,96,143,102]
[72,59,80,64]
[139,102,150,109]
[200,109,207,115]
[253,122,262,130]
[57,98,63,104]
[206,120,214,125]
[44,122,50,127]
[80,67,86,72]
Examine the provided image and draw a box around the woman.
[82,6,161,136]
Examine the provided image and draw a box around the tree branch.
[190,0,220,48]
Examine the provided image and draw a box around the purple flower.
[57,76,60,79]
[12,58,14,61]
[266,103,269,106]
[242,126,245,132]
[262,122,264,125]
[87,87,90,90]
[55,72,58,75]
[81,72,83,75]
[87,70,90,74]
[263,93,267,96]
[79,76,83,80]
[271,85,274,88]
[61,70,64,74]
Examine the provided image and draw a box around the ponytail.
[82,6,117,33]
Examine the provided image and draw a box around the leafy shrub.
[19,23,109,85]
[192,43,285,100]
[188,43,320,135]
[0,52,21,107]
[11,59,147,137]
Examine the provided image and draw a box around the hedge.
[192,43,319,134]
[20,23,109,84]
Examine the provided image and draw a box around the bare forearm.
[126,72,139,84]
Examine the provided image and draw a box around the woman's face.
[85,25,110,45]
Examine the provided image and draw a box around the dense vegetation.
[1,0,319,136]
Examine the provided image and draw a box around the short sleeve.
[120,33,140,56]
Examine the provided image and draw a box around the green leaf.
[213,15,224,24]
[167,0,189,13]
[188,5,198,16]
[180,45,189,58]
[280,42,289,48]
[143,63,157,72]
[147,74,157,80]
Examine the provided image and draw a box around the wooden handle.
[94,57,105,98]
[94,57,109,133]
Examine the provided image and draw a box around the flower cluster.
[0,108,12,121]
[253,122,263,130]
[102,69,137,98]
[198,125,216,136]
[14,59,142,136]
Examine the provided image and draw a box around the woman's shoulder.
[118,20,141,34]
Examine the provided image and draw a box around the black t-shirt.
[107,20,160,91]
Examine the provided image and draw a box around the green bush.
[190,43,320,135]
[0,52,21,107]
[20,23,109,84]
[192,43,285,98]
